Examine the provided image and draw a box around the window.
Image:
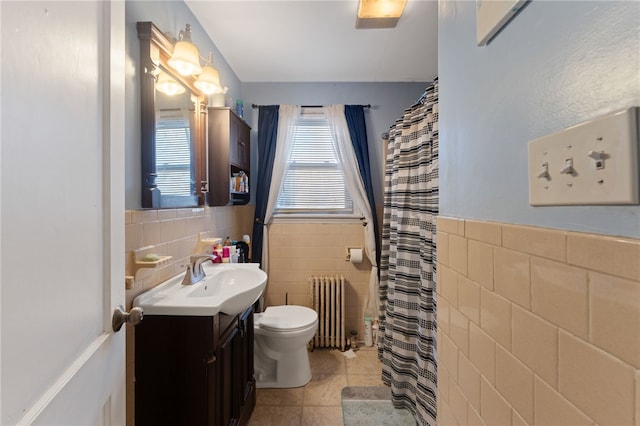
[275,112,354,216]
[155,109,194,196]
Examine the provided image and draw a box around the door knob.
[112,305,143,332]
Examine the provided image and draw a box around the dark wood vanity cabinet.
[207,107,251,206]
[135,306,256,426]
[237,306,255,424]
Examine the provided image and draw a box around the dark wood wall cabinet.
[135,307,256,426]
[207,107,251,206]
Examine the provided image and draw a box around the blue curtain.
[251,105,279,267]
[344,105,380,269]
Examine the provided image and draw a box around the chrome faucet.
[181,254,218,285]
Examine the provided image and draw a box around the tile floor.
[248,346,384,425]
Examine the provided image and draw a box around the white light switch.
[528,107,639,206]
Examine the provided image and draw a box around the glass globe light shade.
[156,72,186,96]
[168,40,202,76]
[194,64,222,95]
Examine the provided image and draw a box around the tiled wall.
[124,204,254,426]
[436,216,640,426]
[265,222,372,340]
[124,205,255,307]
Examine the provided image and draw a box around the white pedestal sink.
[133,263,267,316]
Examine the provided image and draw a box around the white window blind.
[276,113,353,215]
[155,109,193,196]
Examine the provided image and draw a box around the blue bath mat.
[341,386,416,425]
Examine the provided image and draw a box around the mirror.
[137,22,207,208]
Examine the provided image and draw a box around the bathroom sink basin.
[133,263,267,316]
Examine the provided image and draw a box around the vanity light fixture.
[168,24,224,96]
[194,53,222,95]
[155,71,186,96]
[168,24,202,76]
[356,0,407,29]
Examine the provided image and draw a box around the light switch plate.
[528,107,639,206]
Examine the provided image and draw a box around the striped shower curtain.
[378,78,439,426]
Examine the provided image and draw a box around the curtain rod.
[251,103,371,109]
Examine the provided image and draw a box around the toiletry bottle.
[371,321,378,347]
[215,243,223,262]
[364,317,373,346]
[224,236,232,246]
[236,99,243,118]
[237,245,246,263]
[222,246,230,263]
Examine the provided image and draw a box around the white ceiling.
[185,0,438,82]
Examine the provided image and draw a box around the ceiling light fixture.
[356,0,407,29]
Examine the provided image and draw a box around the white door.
[1,1,126,424]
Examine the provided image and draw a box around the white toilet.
[254,305,318,388]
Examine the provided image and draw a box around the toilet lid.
[258,305,317,332]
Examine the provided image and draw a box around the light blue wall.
[439,0,640,238]
[124,2,425,209]
[241,82,428,205]
[125,1,241,209]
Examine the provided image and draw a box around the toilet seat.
[257,305,317,332]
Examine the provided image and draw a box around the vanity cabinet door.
[217,322,240,426]
[206,349,217,426]
[238,307,256,425]
[134,315,214,426]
